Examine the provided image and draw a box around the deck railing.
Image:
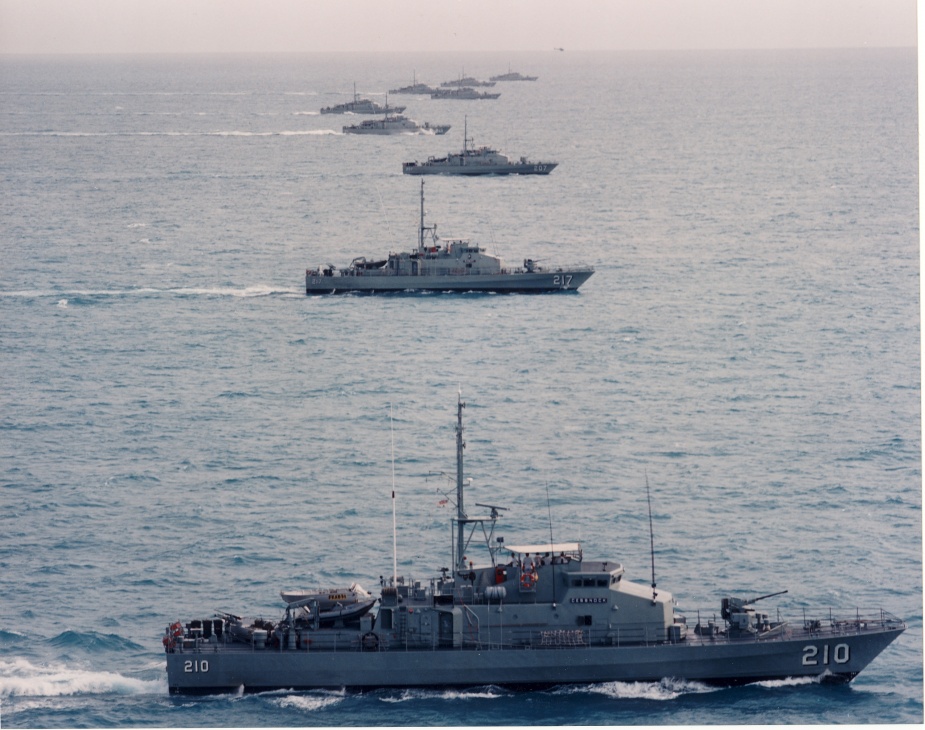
[171,609,903,654]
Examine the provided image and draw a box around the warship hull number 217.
[305,181,593,294]
[164,397,904,694]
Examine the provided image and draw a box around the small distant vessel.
[321,85,405,115]
[431,87,500,100]
[402,119,557,176]
[490,69,538,82]
[164,395,904,694]
[305,180,593,294]
[440,76,496,88]
[343,115,450,135]
[389,73,437,95]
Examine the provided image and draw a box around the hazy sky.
[0,0,917,54]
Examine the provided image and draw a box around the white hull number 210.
[802,643,850,666]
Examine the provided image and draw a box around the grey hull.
[166,625,903,694]
[403,162,557,176]
[306,269,593,294]
[164,397,905,698]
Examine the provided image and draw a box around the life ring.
[361,632,380,651]
[520,572,536,590]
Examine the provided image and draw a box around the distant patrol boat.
[321,84,405,115]
[304,180,593,294]
[389,72,437,96]
[430,87,500,100]
[490,69,538,82]
[403,119,557,176]
[342,115,450,135]
[439,76,496,88]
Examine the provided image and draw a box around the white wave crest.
[168,284,297,298]
[0,658,167,698]
[0,285,301,299]
[583,677,718,701]
[439,688,503,700]
[754,675,820,688]
[379,687,503,703]
[275,690,345,711]
[0,129,339,137]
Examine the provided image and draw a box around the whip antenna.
[390,403,397,585]
[546,480,557,605]
[374,182,395,245]
[646,471,657,603]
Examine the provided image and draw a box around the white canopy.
[503,542,581,555]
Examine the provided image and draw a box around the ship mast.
[419,179,425,251]
[455,392,467,570]
[462,116,470,165]
[417,179,439,253]
[450,394,506,574]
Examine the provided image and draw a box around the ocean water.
[0,49,920,726]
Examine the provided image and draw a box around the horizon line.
[0,45,915,57]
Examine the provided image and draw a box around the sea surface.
[0,49,920,726]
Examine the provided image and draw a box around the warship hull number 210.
[164,397,904,694]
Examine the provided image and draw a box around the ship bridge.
[503,542,582,563]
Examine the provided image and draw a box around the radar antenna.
[475,503,508,519]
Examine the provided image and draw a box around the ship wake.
[0,658,166,698]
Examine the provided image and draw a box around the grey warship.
[164,397,905,695]
[343,115,450,135]
[431,87,500,100]
[490,69,538,82]
[305,181,593,294]
[439,76,497,88]
[321,85,405,115]
[403,120,557,176]
[389,73,438,96]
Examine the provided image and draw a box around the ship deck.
[170,609,903,655]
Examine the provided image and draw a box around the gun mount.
[721,590,789,635]
[721,590,789,620]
